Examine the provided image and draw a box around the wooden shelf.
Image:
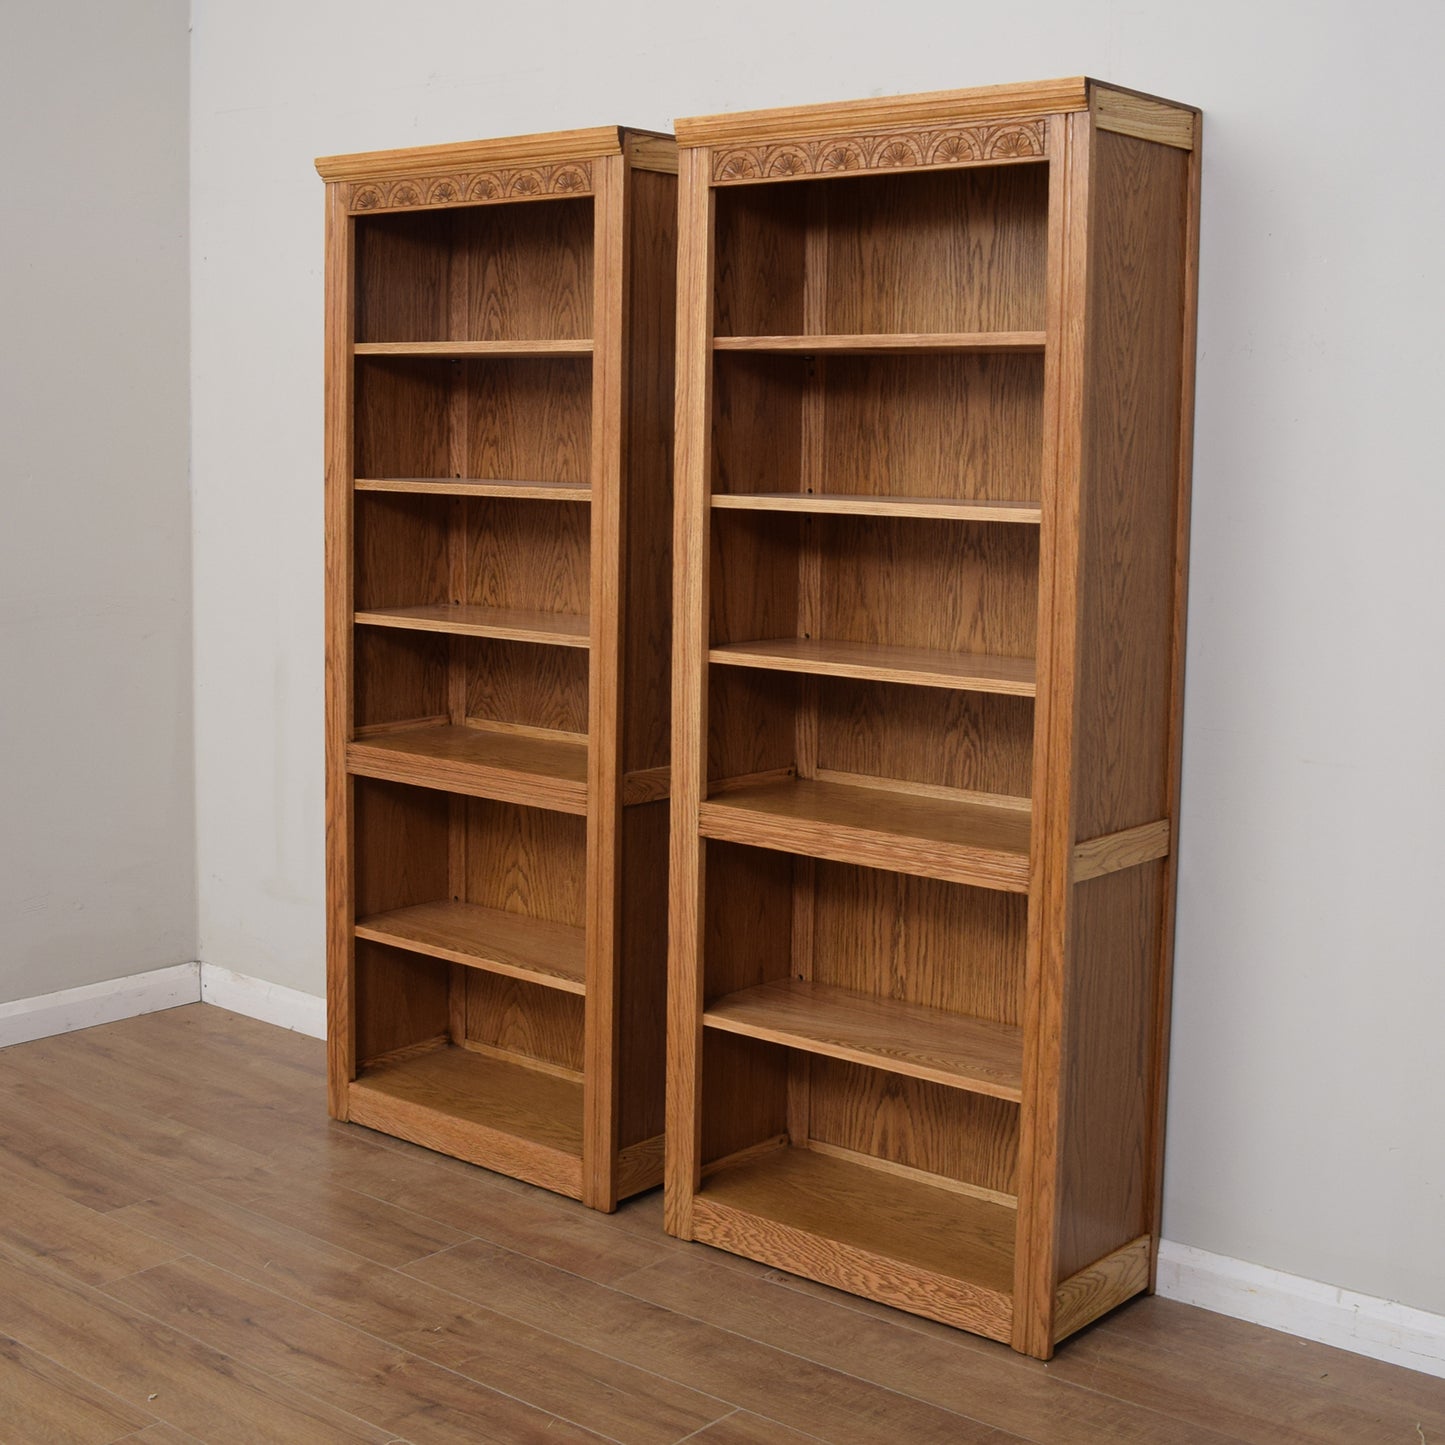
[713,332,1045,355]
[711,493,1042,524]
[709,638,1036,696]
[704,980,1022,1100]
[698,776,1030,891]
[347,723,587,814]
[355,900,585,995]
[692,1146,1014,1339]
[356,478,592,501]
[355,604,589,648]
[349,1044,583,1198]
[355,339,593,357]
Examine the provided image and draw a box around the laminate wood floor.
[0,1005,1440,1444]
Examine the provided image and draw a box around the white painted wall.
[189,0,1445,1317]
[0,0,193,1005]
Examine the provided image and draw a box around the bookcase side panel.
[621,164,679,776]
[614,162,677,1183]
[1073,129,1188,841]
[1054,125,1193,1299]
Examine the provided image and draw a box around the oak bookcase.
[317,126,677,1211]
[665,78,1201,1356]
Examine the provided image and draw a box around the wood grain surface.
[1147,104,1203,1291]
[356,899,586,992]
[581,152,628,1210]
[709,637,1036,694]
[820,167,1046,334]
[2,1008,1440,1443]
[352,941,449,1067]
[356,602,590,646]
[1054,1234,1152,1343]
[355,339,593,356]
[810,857,1026,1023]
[665,145,716,1239]
[317,124,633,181]
[347,722,587,813]
[1072,130,1188,840]
[1011,105,1092,1359]
[1055,865,1165,1280]
[459,795,587,925]
[820,352,1045,502]
[354,475,592,499]
[352,627,447,730]
[1092,88,1197,149]
[669,82,1203,1356]
[713,331,1044,353]
[694,1146,1015,1328]
[711,491,1042,522]
[465,970,585,1074]
[463,635,590,736]
[675,79,1091,148]
[817,514,1039,659]
[352,356,595,484]
[703,979,1023,1098]
[807,1056,1020,1198]
[354,200,595,345]
[616,802,671,1154]
[352,1043,583,1151]
[1072,817,1171,882]
[699,776,1031,891]
[323,181,357,1119]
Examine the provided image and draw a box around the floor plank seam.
[593,1253,1277,1445]
[106,1221,728,1445]
[1037,1362,1256,1445]
[8,1008,1443,1445]
[0,1237,402,1443]
[0,1322,168,1438]
[671,1408,743,1443]
[389,1244,752,1416]
[397,1236,1010,1440]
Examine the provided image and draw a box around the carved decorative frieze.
[348,161,593,212]
[711,120,1045,184]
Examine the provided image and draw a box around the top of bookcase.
[315,126,675,184]
[675,78,1196,154]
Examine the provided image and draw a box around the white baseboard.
[1157,1240,1445,1379]
[0,962,201,1047]
[0,960,324,1048]
[198,964,326,1039]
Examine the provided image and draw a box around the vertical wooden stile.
[445,247,472,1051]
[1013,106,1093,1359]
[323,181,356,1120]
[584,153,629,1210]
[1144,112,1203,1288]
[664,146,716,1239]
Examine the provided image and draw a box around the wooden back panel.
[355,200,595,342]
[711,165,1048,337]
[710,353,1044,503]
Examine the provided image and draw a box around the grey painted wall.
[1,0,194,1004]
